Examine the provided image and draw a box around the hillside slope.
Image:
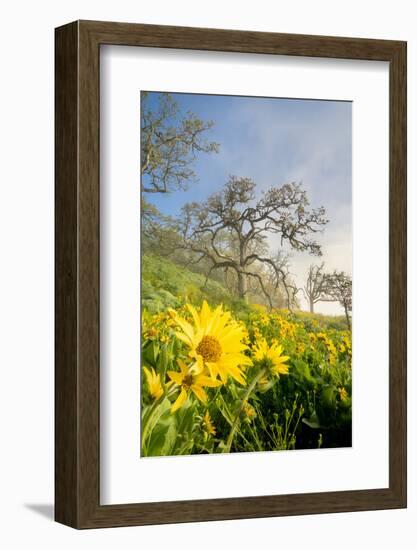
[141,253,248,313]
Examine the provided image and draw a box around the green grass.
[141,253,251,315]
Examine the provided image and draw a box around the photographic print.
[55,21,406,527]
[140,91,352,457]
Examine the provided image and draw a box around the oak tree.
[326,271,352,329]
[179,176,328,308]
[303,263,335,313]
[141,92,219,194]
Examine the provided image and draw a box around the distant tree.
[327,271,352,329]
[259,252,299,309]
[303,263,335,313]
[179,176,328,308]
[222,249,297,309]
[141,196,177,250]
[141,92,219,194]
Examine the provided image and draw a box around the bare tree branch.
[178,176,328,308]
[326,271,352,329]
[141,92,219,194]
[303,263,336,313]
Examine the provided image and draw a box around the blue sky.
[143,92,352,314]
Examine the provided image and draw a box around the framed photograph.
[55,20,406,528]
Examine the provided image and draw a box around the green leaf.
[142,341,160,366]
[294,359,317,387]
[157,343,171,385]
[141,397,171,450]
[170,401,196,455]
[339,396,352,410]
[321,385,337,408]
[146,416,177,456]
[302,411,322,429]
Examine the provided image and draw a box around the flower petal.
[190,385,207,404]
[177,359,190,375]
[170,388,188,413]
[143,366,152,385]
[196,375,222,388]
[167,370,183,385]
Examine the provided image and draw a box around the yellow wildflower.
[252,337,290,377]
[170,301,251,385]
[146,327,158,338]
[297,342,305,354]
[242,401,256,420]
[167,359,221,413]
[338,387,349,401]
[143,366,163,400]
[203,411,216,436]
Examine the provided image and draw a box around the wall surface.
[0,1,415,548]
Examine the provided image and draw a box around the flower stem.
[223,368,266,453]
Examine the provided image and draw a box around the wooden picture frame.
[55,20,407,529]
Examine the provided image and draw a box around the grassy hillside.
[142,252,348,330]
[141,252,251,314]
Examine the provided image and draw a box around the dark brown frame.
[55,20,407,529]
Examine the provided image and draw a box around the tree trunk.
[344,305,351,330]
[309,298,314,314]
[237,271,248,303]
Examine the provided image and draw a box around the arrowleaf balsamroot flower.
[143,366,164,400]
[242,401,256,421]
[169,301,251,385]
[203,410,216,436]
[167,359,221,413]
[338,387,348,401]
[252,338,290,377]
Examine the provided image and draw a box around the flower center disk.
[182,373,194,389]
[196,335,222,363]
